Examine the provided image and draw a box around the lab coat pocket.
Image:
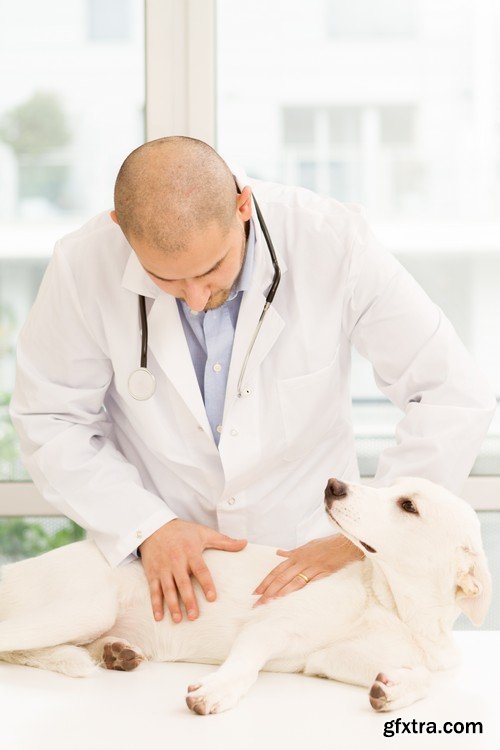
[276,347,340,463]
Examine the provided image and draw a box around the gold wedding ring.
[296,572,310,584]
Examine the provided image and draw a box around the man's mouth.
[326,508,377,554]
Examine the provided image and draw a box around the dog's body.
[0,477,491,713]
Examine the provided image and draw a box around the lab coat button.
[227,497,236,506]
[241,387,252,397]
[197,424,204,431]
[136,530,143,538]
[230,428,238,436]
[213,362,222,373]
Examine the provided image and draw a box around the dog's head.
[324,476,491,627]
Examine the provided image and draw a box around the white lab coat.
[9,165,496,568]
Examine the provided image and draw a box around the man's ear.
[109,209,119,225]
[455,544,492,627]
[237,186,252,222]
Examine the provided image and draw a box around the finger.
[252,558,294,595]
[159,573,183,623]
[207,533,248,552]
[276,549,291,556]
[172,566,199,620]
[254,568,319,607]
[254,563,310,601]
[252,560,294,594]
[189,556,217,602]
[148,576,167,621]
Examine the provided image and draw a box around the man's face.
[111,186,252,313]
[130,219,247,312]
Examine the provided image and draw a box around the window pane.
[0,516,85,563]
[327,0,419,38]
[0,0,145,480]
[216,0,500,475]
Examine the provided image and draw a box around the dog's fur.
[0,477,491,713]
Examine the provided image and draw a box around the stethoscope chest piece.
[128,367,156,400]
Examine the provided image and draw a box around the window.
[326,0,419,39]
[87,0,132,41]
[216,0,499,478]
[0,0,145,482]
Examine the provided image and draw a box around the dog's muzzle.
[324,478,377,554]
[324,478,348,509]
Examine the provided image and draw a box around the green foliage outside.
[0,90,73,211]
[0,517,85,562]
[0,91,71,157]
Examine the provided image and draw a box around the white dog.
[0,477,491,714]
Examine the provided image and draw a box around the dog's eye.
[398,497,419,515]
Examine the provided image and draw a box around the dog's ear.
[455,544,492,627]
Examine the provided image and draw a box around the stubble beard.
[202,222,248,311]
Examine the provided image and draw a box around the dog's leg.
[84,636,147,672]
[186,617,298,715]
[0,644,99,677]
[304,640,431,711]
[367,666,432,711]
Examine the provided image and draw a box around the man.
[9,136,496,626]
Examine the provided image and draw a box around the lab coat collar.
[120,247,161,298]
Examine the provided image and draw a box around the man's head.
[110,136,252,312]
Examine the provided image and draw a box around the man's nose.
[183,281,211,312]
[324,478,349,510]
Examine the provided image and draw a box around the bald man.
[108,136,365,622]
[9,136,496,627]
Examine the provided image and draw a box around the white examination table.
[1,632,499,750]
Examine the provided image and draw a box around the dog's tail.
[0,643,100,677]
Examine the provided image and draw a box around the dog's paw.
[102,640,146,672]
[185,672,252,715]
[369,672,395,711]
[369,667,429,712]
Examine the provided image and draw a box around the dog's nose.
[324,478,348,509]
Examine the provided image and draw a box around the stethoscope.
[127,192,281,401]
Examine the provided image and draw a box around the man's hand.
[252,534,365,606]
[138,519,247,623]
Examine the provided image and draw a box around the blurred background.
[0,0,498,629]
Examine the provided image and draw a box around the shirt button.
[190,310,198,316]
[213,362,222,373]
[230,428,238,436]
[136,530,143,538]
[216,424,223,433]
[227,497,236,505]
